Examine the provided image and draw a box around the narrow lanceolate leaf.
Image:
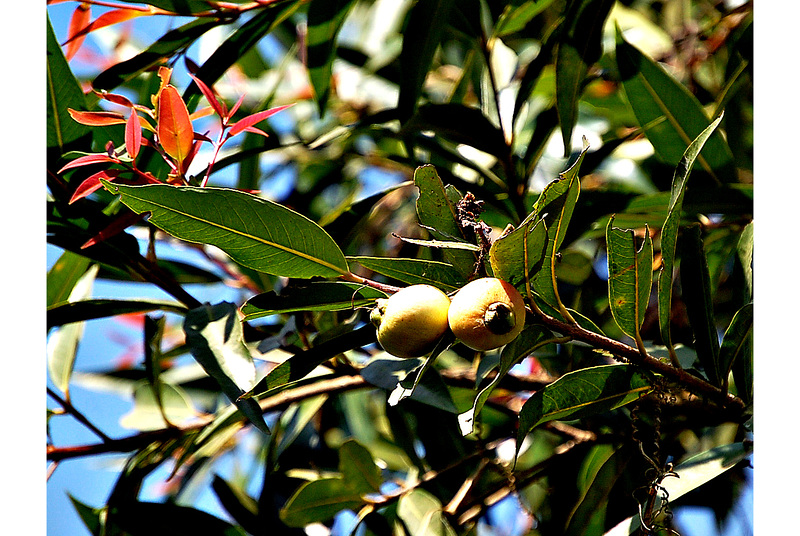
[555,0,615,155]
[605,442,752,536]
[516,365,652,460]
[458,324,552,436]
[125,112,142,159]
[101,182,349,278]
[306,0,359,113]
[718,302,752,391]
[227,104,293,138]
[47,249,91,308]
[657,115,724,363]
[92,17,223,90]
[679,225,721,386]
[488,215,548,294]
[47,16,92,156]
[398,0,457,122]
[241,281,386,321]
[67,109,127,127]
[183,302,270,435]
[349,257,466,292]
[414,165,476,278]
[737,222,753,301]
[606,217,653,348]
[64,3,91,60]
[531,147,585,316]
[47,298,187,330]
[47,265,99,396]
[157,85,194,166]
[615,26,734,176]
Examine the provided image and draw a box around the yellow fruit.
[448,277,526,351]
[370,284,451,358]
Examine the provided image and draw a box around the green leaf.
[555,0,615,155]
[606,217,653,345]
[657,115,725,362]
[102,183,349,278]
[387,332,457,408]
[737,222,753,302]
[397,489,457,536]
[69,494,105,535]
[458,324,553,436]
[47,250,91,308]
[360,355,458,413]
[119,381,196,431]
[47,298,187,330]
[47,265,99,395]
[46,15,92,157]
[679,225,721,386]
[413,165,476,278]
[530,147,584,315]
[306,0,359,113]
[280,477,365,527]
[605,442,752,536]
[92,18,224,90]
[241,281,386,321]
[349,257,467,292]
[184,2,302,103]
[516,365,652,459]
[339,439,383,494]
[211,476,259,533]
[488,215,548,292]
[614,26,735,177]
[494,0,557,37]
[398,0,457,122]
[565,444,631,536]
[718,302,753,388]
[108,501,248,535]
[183,302,270,434]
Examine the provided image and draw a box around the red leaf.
[227,93,246,121]
[81,210,147,249]
[63,8,145,49]
[189,74,226,119]
[180,139,204,175]
[69,169,123,204]
[157,85,194,165]
[227,104,293,137]
[58,153,118,174]
[68,108,127,127]
[125,112,142,159]
[189,106,216,121]
[94,91,135,109]
[241,126,270,138]
[65,4,91,60]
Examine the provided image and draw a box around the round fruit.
[370,284,451,358]
[447,277,526,351]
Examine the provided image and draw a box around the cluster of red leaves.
[60,64,292,248]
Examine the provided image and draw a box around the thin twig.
[47,387,111,443]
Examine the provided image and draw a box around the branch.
[532,307,746,415]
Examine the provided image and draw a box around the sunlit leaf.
[64,8,146,49]
[306,0,358,112]
[68,109,127,127]
[183,302,270,435]
[555,0,615,155]
[227,104,293,138]
[119,381,196,431]
[47,264,99,395]
[516,365,652,459]
[615,25,735,177]
[494,0,557,37]
[47,249,91,308]
[58,153,118,174]
[339,439,382,494]
[64,3,91,60]
[397,489,457,536]
[657,114,724,361]
[157,85,194,166]
[718,302,752,388]
[606,217,653,344]
[488,215,548,292]
[125,111,142,159]
[414,165,476,279]
[101,182,350,278]
[279,477,365,527]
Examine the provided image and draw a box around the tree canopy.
[46,1,753,535]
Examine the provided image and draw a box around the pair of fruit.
[370,278,526,358]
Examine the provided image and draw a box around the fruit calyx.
[483,302,517,335]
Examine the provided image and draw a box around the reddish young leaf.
[189,106,216,121]
[241,126,270,138]
[70,9,145,47]
[227,93,247,122]
[65,3,91,60]
[157,85,194,166]
[126,112,142,159]
[94,91,135,109]
[227,104,293,138]
[58,153,118,174]
[69,169,123,204]
[180,139,204,175]
[68,108,127,127]
[131,168,162,185]
[189,74,226,119]
[81,210,147,249]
